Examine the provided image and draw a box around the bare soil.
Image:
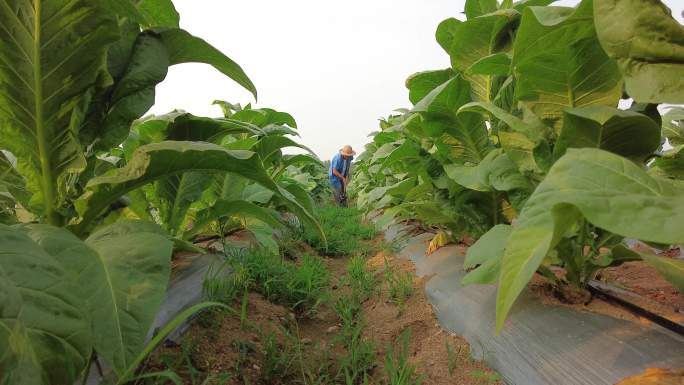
[362,252,501,385]
[599,260,684,312]
[528,276,642,323]
[527,242,683,323]
[146,239,502,385]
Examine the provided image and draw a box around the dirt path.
[361,252,501,385]
[144,236,502,385]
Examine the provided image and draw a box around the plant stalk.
[240,286,249,329]
[80,352,94,385]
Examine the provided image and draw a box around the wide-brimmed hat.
[339,145,356,156]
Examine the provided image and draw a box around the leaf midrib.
[32,0,57,225]
[87,239,127,371]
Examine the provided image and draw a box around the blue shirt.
[329,153,353,188]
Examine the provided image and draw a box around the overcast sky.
[149,0,684,160]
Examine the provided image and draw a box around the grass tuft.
[383,329,424,385]
[383,258,414,311]
[345,255,376,300]
[303,205,376,256]
[204,248,330,316]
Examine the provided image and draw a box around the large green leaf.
[662,107,684,146]
[0,152,29,210]
[280,182,317,218]
[370,142,401,164]
[458,102,553,176]
[0,225,91,385]
[651,146,684,180]
[232,108,297,128]
[444,149,531,192]
[184,199,281,240]
[83,220,172,375]
[80,32,170,153]
[241,182,275,204]
[498,131,551,175]
[594,0,684,103]
[435,18,462,55]
[212,99,243,118]
[158,29,257,99]
[445,9,519,101]
[100,0,179,29]
[441,113,490,165]
[155,172,212,236]
[73,142,323,244]
[74,142,273,230]
[608,245,684,293]
[15,221,172,377]
[405,69,454,105]
[274,154,322,178]
[464,0,498,19]
[462,224,511,285]
[512,0,622,128]
[459,101,550,142]
[639,253,684,293]
[496,148,684,332]
[385,178,417,199]
[254,135,315,165]
[412,74,472,118]
[468,52,512,76]
[0,1,119,224]
[554,106,661,161]
[138,0,180,28]
[382,140,420,168]
[245,220,279,254]
[127,113,261,150]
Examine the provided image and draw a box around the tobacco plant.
[0,1,320,384]
[116,105,323,250]
[353,0,684,332]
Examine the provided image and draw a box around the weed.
[207,248,331,316]
[240,286,249,329]
[242,249,288,299]
[383,330,424,385]
[375,239,401,255]
[383,259,414,310]
[471,370,502,384]
[445,340,461,376]
[278,216,305,258]
[337,320,375,385]
[334,294,362,330]
[138,339,233,385]
[231,339,257,381]
[203,261,238,304]
[346,255,375,299]
[285,255,331,315]
[303,205,376,256]
[261,330,297,381]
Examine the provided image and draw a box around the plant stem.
[491,193,499,225]
[240,286,249,329]
[575,219,589,286]
[80,352,94,385]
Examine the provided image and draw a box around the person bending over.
[329,145,355,206]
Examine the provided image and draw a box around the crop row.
[350,0,684,332]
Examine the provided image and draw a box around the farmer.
[329,145,355,207]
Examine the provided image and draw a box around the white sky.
[149,0,684,160]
